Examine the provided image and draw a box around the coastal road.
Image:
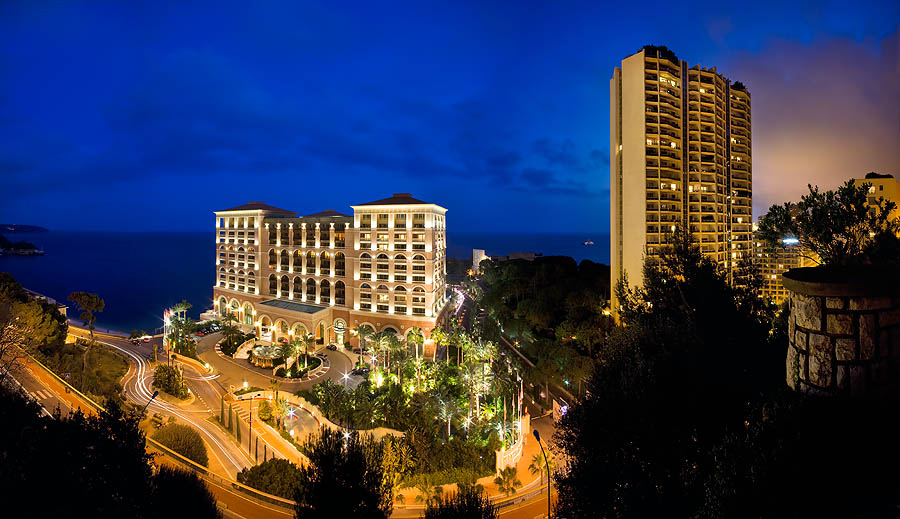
[67,326,268,479]
[3,361,76,418]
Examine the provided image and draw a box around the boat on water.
[583,240,594,246]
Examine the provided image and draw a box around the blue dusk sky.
[1,1,897,232]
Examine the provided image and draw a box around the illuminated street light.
[243,381,248,388]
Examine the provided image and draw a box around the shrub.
[424,485,498,519]
[275,367,287,377]
[152,423,208,467]
[237,458,303,500]
[257,400,273,422]
[152,365,189,399]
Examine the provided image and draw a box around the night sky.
[1,2,897,232]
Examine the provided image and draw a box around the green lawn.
[40,339,128,404]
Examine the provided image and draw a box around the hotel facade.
[212,194,450,346]
[610,45,752,315]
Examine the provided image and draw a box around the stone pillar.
[784,268,900,396]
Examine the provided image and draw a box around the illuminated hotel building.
[212,194,450,345]
[610,45,752,315]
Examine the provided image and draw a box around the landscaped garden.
[297,325,525,488]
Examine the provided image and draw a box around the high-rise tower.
[610,45,752,315]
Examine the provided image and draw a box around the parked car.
[195,331,205,337]
[326,344,337,351]
[352,348,362,354]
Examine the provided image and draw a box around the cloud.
[725,32,900,217]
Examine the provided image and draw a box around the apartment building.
[856,172,899,233]
[752,228,817,306]
[610,45,752,315]
[753,173,896,304]
[212,194,450,346]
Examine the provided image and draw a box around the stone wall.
[786,290,900,395]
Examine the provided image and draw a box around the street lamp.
[243,380,248,389]
[533,429,551,519]
[141,390,159,416]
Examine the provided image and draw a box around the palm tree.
[528,452,556,485]
[408,326,424,361]
[414,480,443,507]
[269,378,280,401]
[357,325,373,354]
[430,327,447,363]
[221,311,241,348]
[493,467,522,497]
[283,337,301,373]
[435,392,460,442]
[302,332,315,368]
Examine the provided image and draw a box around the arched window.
[293,250,302,271]
[335,252,346,276]
[320,251,331,274]
[242,302,253,325]
[359,283,372,310]
[280,250,289,270]
[335,280,346,305]
[281,275,289,293]
[376,285,390,313]
[268,274,277,295]
[320,279,331,304]
[394,254,406,262]
[394,285,407,313]
[376,254,389,272]
[293,277,302,299]
[268,249,277,268]
[306,251,316,272]
[412,286,426,315]
[306,278,316,300]
[360,253,372,273]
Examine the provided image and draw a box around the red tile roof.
[356,193,429,206]
[303,209,351,218]
[216,202,296,215]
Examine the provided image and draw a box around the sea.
[0,231,609,332]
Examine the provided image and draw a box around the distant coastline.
[0,224,49,234]
[0,226,45,255]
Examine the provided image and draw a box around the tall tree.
[68,291,104,342]
[0,295,60,384]
[294,428,392,518]
[68,291,105,392]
